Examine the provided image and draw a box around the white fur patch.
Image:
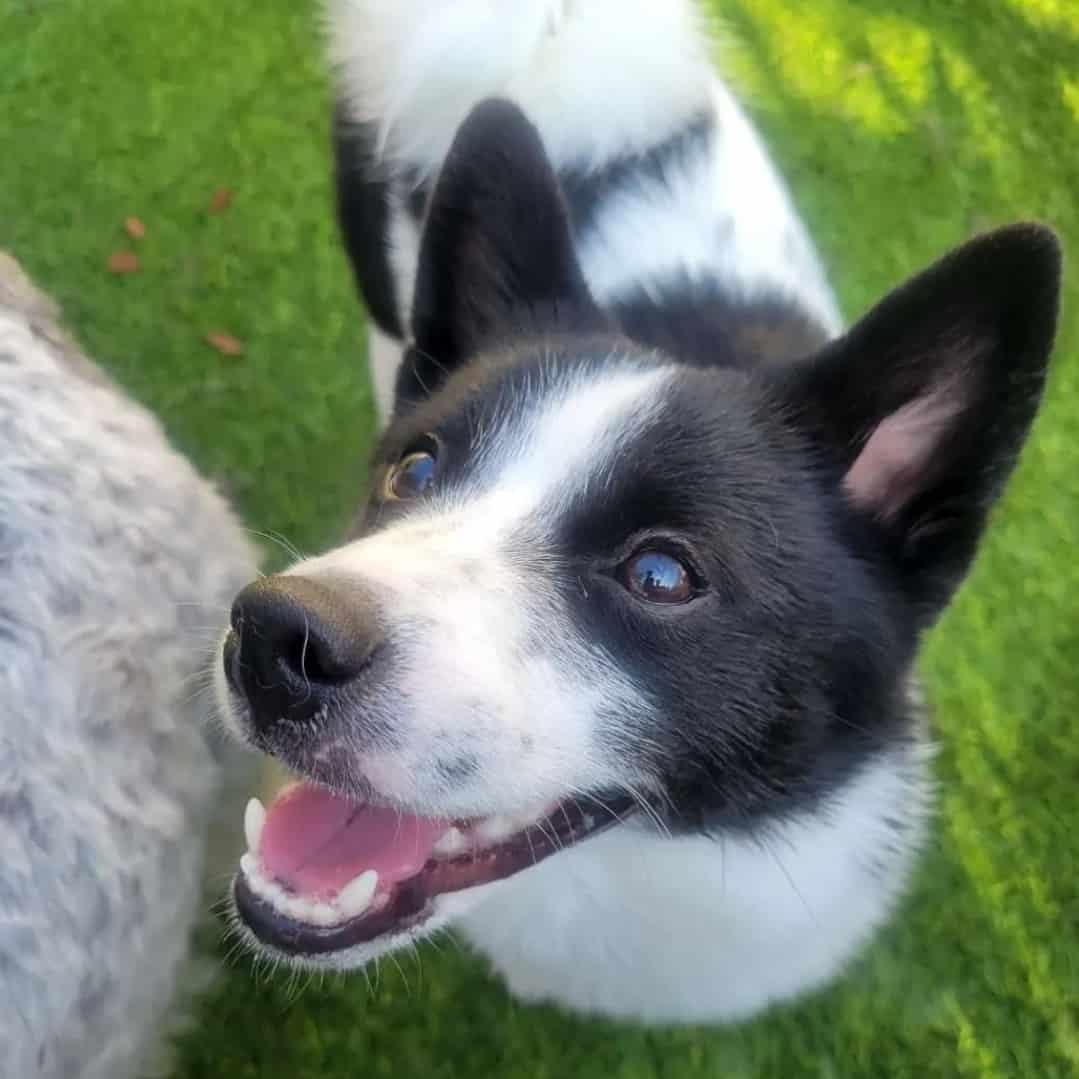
[366,321,403,424]
[385,195,422,345]
[577,81,843,333]
[290,364,670,817]
[329,0,714,174]
[459,742,932,1023]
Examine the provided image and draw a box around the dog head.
[215,100,1060,968]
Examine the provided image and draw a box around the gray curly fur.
[0,254,258,1078]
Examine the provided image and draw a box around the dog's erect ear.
[401,98,604,405]
[780,223,1061,622]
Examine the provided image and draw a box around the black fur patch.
[610,276,831,371]
[560,111,714,236]
[404,99,608,406]
[332,104,402,338]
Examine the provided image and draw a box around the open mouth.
[233,781,634,956]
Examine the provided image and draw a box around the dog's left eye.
[620,550,695,604]
[386,445,437,501]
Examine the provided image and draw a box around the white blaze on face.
[290,363,673,816]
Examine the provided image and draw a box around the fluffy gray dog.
[0,254,257,1078]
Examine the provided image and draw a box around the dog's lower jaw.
[229,882,496,974]
[458,745,931,1024]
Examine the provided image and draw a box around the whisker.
[758,830,819,929]
[406,938,425,991]
[178,666,216,690]
[244,528,307,564]
[620,782,672,839]
[180,682,217,710]
[297,613,313,705]
[410,344,450,378]
[534,816,564,855]
[411,363,431,397]
[388,950,411,998]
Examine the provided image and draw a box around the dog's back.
[329,0,840,418]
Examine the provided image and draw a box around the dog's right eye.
[619,549,696,605]
[385,448,437,501]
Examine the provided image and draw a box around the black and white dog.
[215,0,1061,1023]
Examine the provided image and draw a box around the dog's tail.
[327,0,715,176]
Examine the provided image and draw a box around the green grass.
[3,0,1079,1075]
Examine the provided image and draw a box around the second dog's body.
[0,255,257,1076]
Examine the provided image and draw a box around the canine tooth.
[337,870,378,918]
[244,797,266,856]
[239,852,257,880]
[432,826,468,856]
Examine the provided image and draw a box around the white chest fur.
[458,749,930,1023]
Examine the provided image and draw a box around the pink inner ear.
[843,384,965,521]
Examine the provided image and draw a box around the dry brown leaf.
[107,251,139,274]
[123,216,146,240]
[207,188,233,214]
[206,331,244,356]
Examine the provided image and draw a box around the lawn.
[2,1,1079,1076]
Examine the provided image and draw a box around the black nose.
[225,575,378,733]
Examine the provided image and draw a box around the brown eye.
[386,450,437,500]
[621,550,695,604]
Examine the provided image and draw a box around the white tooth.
[248,873,269,900]
[268,883,291,910]
[244,797,266,856]
[523,800,556,826]
[283,895,314,922]
[248,871,272,901]
[309,903,340,927]
[475,802,552,844]
[475,814,516,843]
[239,852,257,880]
[432,826,468,857]
[336,870,378,918]
[249,871,287,909]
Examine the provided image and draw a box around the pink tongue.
[259,783,448,898]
